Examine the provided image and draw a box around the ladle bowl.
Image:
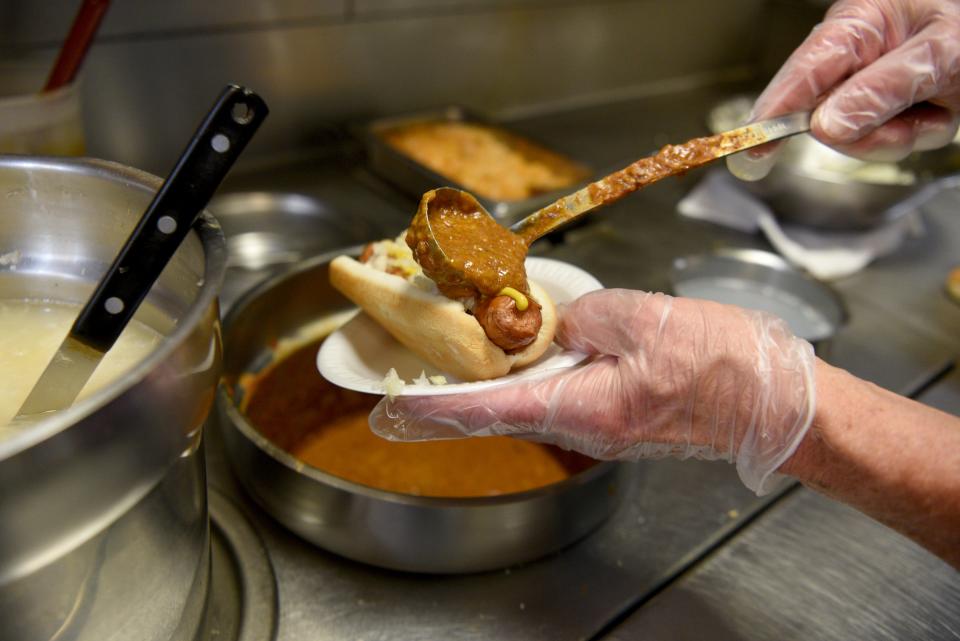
[407,187,484,297]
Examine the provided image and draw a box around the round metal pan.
[215,247,627,574]
[208,191,380,312]
[670,248,847,351]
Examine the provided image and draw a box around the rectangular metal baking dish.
[364,105,593,225]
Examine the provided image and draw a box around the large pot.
[217,249,627,574]
[0,156,227,641]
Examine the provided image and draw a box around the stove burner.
[200,488,278,641]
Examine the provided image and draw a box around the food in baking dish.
[381,121,589,201]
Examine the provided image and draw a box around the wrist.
[733,313,816,493]
[778,359,863,488]
[777,359,960,568]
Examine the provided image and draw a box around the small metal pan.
[365,106,592,225]
[670,248,847,351]
[215,247,626,574]
[208,191,380,312]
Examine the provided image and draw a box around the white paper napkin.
[677,169,932,280]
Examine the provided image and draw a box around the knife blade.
[14,336,103,419]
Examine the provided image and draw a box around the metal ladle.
[408,112,811,294]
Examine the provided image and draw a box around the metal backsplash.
[1,0,808,175]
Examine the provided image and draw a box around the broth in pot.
[0,299,162,433]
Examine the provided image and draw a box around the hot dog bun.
[329,250,556,382]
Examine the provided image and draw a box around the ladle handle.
[510,184,596,245]
[510,111,811,245]
[71,85,268,352]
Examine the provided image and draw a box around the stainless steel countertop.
[206,82,960,640]
[608,361,960,641]
[604,486,960,641]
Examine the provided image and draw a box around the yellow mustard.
[497,286,528,311]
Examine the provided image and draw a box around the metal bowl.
[216,248,626,574]
[0,156,226,640]
[709,96,960,230]
[670,248,846,350]
[745,136,929,230]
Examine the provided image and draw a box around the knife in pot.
[15,85,268,420]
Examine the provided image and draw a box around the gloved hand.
[728,0,960,181]
[370,289,817,495]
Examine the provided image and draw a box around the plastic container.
[0,61,85,156]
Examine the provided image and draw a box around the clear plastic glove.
[370,289,817,495]
[728,0,960,180]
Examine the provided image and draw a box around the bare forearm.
[781,360,960,568]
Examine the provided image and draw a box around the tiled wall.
[2,0,820,175]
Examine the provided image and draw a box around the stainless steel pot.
[743,135,929,229]
[0,156,227,640]
[216,249,627,574]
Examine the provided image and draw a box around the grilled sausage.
[473,294,542,352]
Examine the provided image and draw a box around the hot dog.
[472,293,542,353]
[329,235,556,382]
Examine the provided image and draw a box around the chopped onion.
[382,368,405,399]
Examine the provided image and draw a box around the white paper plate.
[317,257,603,396]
